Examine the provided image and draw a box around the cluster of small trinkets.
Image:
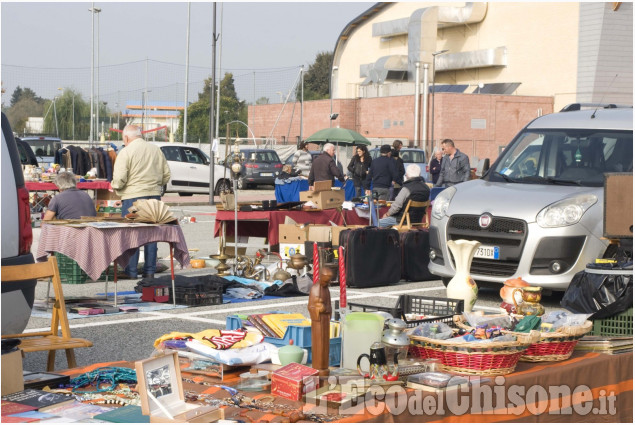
[184,389,344,423]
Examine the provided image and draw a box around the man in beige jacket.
[112,124,171,279]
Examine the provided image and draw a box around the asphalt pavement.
[24,188,567,372]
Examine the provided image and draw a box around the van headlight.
[536,194,598,227]
[431,186,456,220]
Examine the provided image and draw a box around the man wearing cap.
[378,164,430,228]
[308,143,345,189]
[365,144,398,201]
[435,139,471,188]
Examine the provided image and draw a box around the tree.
[298,51,334,101]
[177,72,247,143]
[10,86,43,107]
[256,97,270,105]
[6,98,44,135]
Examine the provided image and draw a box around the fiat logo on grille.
[479,214,493,229]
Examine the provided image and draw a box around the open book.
[128,199,177,224]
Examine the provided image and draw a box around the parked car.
[1,112,36,335]
[369,147,429,182]
[225,148,282,189]
[16,138,39,166]
[150,142,232,196]
[428,107,633,291]
[20,136,62,167]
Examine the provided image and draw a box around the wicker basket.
[408,316,539,376]
[454,315,593,362]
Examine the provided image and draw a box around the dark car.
[233,148,282,189]
[1,112,36,335]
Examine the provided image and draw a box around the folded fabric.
[154,329,263,350]
[226,287,263,299]
[185,340,276,366]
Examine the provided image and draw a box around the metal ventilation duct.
[436,47,507,72]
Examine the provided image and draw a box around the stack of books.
[575,336,633,355]
[245,313,311,338]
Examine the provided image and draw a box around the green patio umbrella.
[305,127,371,146]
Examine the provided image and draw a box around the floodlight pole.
[430,49,448,149]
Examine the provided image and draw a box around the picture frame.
[135,352,223,423]
[304,382,369,414]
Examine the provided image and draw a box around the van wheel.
[237,178,246,190]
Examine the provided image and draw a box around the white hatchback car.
[150,142,232,196]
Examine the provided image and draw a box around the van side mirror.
[476,158,490,177]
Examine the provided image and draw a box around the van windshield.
[25,139,61,157]
[491,130,632,187]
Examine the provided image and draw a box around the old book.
[4,411,56,421]
[23,372,70,390]
[262,313,311,338]
[1,401,37,415]
[0,416,39,423]
[1,389,74,410]
[128,199,176,224]
[40,402,114,420]
[93,405,150,423]
[248,314,278,338]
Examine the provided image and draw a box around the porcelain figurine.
[500,277,530,313]
[446,239,481,312]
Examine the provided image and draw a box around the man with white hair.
[43,171,97,220]
[112,124,171,279]
[378,164,430,228]
[308,142,345,189]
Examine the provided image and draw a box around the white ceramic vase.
[446,239,481,312]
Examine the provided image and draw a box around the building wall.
[250,92,553,162]
[336,2,632,111]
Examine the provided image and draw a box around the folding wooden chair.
[2,257,93,371]
[396,199,431,231]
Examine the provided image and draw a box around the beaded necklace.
[69,367,137,393]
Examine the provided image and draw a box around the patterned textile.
[154,329,263,350]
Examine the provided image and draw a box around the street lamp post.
[430,49,448,149]
[94,7,102,139]
[329,65,338,127]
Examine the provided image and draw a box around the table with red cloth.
[213,208,388,247]
[56,351,633,423]
[26,181,112,191]
[36,222,190,281]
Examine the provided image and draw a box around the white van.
[428,106,633,291]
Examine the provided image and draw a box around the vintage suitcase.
[340,227,401,287]
[400,229,437,281]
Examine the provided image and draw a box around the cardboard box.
[331,225,365,246]
[280,243,305,260]
[279,224,310,243]
[308,225,332,243]
[271,363,319,401]
[300,189,345,210]
[1,349,24,396]
[95,189,122,216]
[96,189,121,201]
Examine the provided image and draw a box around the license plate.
[475,245,500,260]
[260,173,273,177]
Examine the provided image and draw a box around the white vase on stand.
[446,240,481,312]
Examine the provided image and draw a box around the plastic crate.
[226,315,341,367]
[589,307,633,336]
[400,295,464,328]
[347,300,401,318]
[171,285,223,306]
[54,253,89,285]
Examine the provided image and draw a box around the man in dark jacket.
[308,143,345,188]
[390,139,405,200]
[365,144,398,201]
[379,164,430,228]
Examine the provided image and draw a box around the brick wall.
[249,93,553,162]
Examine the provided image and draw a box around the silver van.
[428,107,633,291]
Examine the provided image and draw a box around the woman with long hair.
[347,145,372,197]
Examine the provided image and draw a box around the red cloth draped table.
[212,208,389,248]
[36,223,190,281]
[26,181,112,191]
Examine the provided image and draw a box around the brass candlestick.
[210,254,232,276]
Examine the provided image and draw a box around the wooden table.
[56,351,633,422]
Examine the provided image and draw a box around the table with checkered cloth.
[36,223,190,280]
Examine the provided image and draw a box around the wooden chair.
[1,257,93,371]
[396,199,431,230]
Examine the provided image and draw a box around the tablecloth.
[36,223,190,280]
[26,181,112,191]
[213,208,387,247]
[274,180,356,203]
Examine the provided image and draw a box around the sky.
[1,1,375,105]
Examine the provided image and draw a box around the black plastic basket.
[400,295,464,328]
[170,285,223,306]
[347,295,464,328]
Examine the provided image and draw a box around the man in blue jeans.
[111,125,171,279]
